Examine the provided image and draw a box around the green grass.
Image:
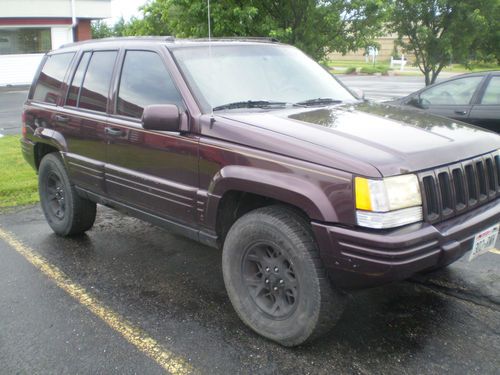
[442,62,500,73]
[327,60,392,69]
[0,135,39,208]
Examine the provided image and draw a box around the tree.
[389,0,499,86]
[123,0,387,61]
[91,20,114,39]
[252,0,388,61]
[472,0,500,64]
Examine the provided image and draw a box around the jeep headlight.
[354,174,423,229]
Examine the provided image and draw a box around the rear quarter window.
[32,52,75,104]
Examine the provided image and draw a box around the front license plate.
[469,224,499,261]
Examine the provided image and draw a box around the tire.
[38,153,96,236]
[222,205,345,346]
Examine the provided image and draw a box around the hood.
[218,102,500,176]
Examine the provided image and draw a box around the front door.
[419,75,485,123]
[105,49,198,226]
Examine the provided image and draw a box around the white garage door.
[0,53,45,86]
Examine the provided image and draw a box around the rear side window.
[116,50,183,119]
[66,52,91,107]
[32,52,75,104]
[78,51,118,112]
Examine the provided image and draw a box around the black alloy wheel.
[242,242,298,319]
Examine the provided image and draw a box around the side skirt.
[76,187,219,249]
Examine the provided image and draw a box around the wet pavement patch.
[0,205,499,374]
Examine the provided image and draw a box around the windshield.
[171,44,355,112]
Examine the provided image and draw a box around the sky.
[109,0,149,23]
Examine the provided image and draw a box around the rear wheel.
[222,205,345,346]
[38,153,96,236]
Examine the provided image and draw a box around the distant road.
[0,86,28,136]
[338,75,429,102]
[337,74,459,102]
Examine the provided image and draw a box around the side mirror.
[407,95,430,109]
[142,104,180,131]
[417,96,431,109]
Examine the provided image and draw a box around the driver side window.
[116,50,183,119]
[420,76,482,105]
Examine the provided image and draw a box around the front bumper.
[312,198,500,289]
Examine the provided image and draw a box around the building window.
[0,28,51,54]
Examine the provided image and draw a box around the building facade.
[0,0,111,85]
[328,34,414,64]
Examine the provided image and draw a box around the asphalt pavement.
[338,75,427,102]
[0,85,28,136]
[0,205,499,374]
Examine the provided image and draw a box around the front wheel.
[222,206,345,346]
[38,153,96,236]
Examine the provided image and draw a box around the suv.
[21,37,500,346]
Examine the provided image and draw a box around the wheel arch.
[206,166,340,245]
[32,129,67,170]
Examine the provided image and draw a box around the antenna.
[207,0,212,42]
[207,0,214,116]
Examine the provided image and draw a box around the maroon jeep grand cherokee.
[21,37,500,346]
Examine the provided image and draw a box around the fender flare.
[206,165,339,224]
[33,127,68,152]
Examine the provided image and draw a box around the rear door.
[60,50,118,194]
[105,48,199,226]
[468,74,500,132]
[419,75,485,122]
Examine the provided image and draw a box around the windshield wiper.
[212,100,288,111]
[294,98,343,107]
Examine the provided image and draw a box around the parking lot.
[1,205,499,374]
[0,85,29,136]
[1,75,499,374]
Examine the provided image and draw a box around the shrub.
[345,66,357,74]
[360,65,389,75]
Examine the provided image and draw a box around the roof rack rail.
[58,36,279,50]
[188,37,280,43]
[59,36,175,49]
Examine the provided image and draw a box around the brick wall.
[76,19,91,41]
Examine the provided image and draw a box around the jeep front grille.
[418,152,500,224]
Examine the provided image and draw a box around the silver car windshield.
[171,44,356,112]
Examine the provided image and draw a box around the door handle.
[454,110,468,115]
[54,114,69,123]
[105,127,123,137]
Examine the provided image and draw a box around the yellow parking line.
[0,228,196,375]
[489,248,500,255]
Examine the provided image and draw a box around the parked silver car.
[387,71,500,133]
